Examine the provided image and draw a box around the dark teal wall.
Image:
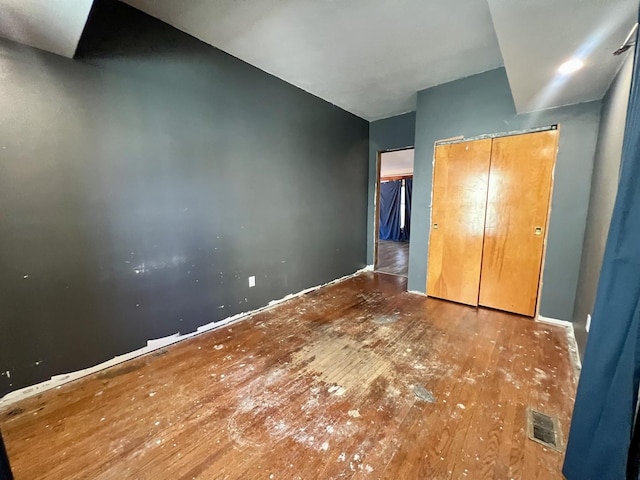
[573,53,634,352]
[0,0,369,396]
[407,68,601,321]
[367,112,416,263]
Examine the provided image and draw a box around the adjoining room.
[375,148,414,277]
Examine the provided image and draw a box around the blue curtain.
[563,20,640,480]
[379,180,402,241]
[402,177,413,241]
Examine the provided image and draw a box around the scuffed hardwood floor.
[0,272,577,479]
[376,240,409,277]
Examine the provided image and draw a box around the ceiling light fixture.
[558,58,584,75]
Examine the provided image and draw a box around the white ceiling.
[0,0,637,119]
[0,0,93,58]
[121,0,504,120]
[381,149,414,178]
[488,0,639,113]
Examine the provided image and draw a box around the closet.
[427,129,558,317]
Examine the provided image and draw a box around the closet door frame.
[427,126,559,319]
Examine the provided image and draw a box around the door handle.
[534,226,543,236]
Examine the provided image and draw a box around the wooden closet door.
[479,130,558,316]
[427,139,492,305]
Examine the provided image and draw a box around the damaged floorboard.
[0,272,576,479]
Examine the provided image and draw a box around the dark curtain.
[401,177,413,241]
[379,180,402,241]
[563,21,640,480]
[0,430,12,480]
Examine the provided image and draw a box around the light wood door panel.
[479,130,558,316]
[427,139,493,305]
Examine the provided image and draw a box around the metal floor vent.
[527,408,562,451]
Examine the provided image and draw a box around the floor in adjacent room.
[0,272,577,480]
[376,240,410,277]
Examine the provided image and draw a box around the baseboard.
[537,315,582,377]
[407,290,427,297]
[537,315,572,327]
[0,266,371,407]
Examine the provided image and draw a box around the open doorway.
[374,148,414,277]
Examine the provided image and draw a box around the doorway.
[374,148,414,277]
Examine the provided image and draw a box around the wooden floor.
[376,240,409,276]
[0,272,577,479]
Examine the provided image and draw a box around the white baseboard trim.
[536,315,572,327]
[0,266,371,408]
[537,315,582,377]
[407,290,427,297]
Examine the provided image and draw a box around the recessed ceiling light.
[558,58,584,75]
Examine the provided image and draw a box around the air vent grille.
[528,408,561,451]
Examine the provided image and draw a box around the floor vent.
[528,408,561,451]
